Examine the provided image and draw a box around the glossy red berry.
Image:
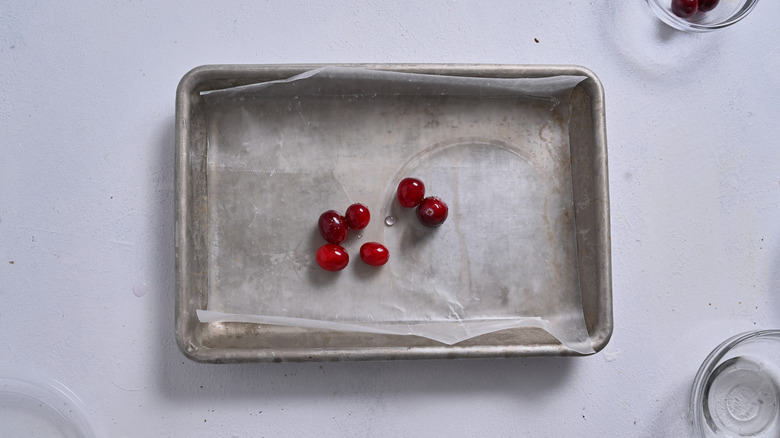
[345,203,370,230]
[416,197,448,227]
[359,242,389,266]
[318,210,348,244]
[397,177,425,208]
[671,0,697,18]
[316,244,349,271]
[698,0,719,12]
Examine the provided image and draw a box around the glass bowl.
[691,330,780,438]
[646,0,759,32]
[0,372,95,437]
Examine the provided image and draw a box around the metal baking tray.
[175,64,612,362]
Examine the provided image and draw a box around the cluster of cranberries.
[396,177,449,228]
[671,0,719,19]
[316,203,389,272]
[315,177,449,272]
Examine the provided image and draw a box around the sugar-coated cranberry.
[698,0,719,12]
[316,244,349,271]
[416,197,448,227]
[359,242,389,266]
[671,0,697,18]
[397,177,425,208]
[318,210,348,244]
[345,203,370,230]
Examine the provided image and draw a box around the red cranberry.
[416,197,448,227]
[318,210,348,244]
[671,0,697,18]
[345,203,370,230]
[359,242,389,266]
[698,0,719,12]
[397,177,425,208]
[316,244,349,271]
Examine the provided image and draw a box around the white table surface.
[2,1,779,436]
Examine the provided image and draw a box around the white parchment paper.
[198,67,595,353]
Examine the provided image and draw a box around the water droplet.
[384,216,396,226]
[356,234,363,239]
[133,282,147,297]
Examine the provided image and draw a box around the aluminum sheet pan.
[175,64,612,362]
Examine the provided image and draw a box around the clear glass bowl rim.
[0,372,96,438]
[645,0,760,32]
[690,329,780,437]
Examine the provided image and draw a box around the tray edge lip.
[174,342,583,364]
[174,65,209,362]
[579,65,613,354]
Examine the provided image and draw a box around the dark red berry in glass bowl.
[416,197,448,227]
[359,242,389,267]
[698,0,719,12]
[397,177,425,208]
[316,244,349,271]
[345,203,370,230]
[318,210,348,244]
[671,0,697,18]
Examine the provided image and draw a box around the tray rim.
[175,63,612,362]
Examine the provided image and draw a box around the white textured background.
[1,1,779,436]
